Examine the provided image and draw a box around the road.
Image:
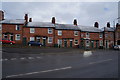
[1,48,119,78]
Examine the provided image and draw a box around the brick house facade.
[115,23,120,45]
[0,10,119,49]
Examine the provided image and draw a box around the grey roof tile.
[0,19,25,24]
[101,27,115,32]
[26,22,55,27]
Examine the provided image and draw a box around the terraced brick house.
[0,10,119,49]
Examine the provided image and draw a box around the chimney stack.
[0,10,4,21]
[107,22,110,28]
[52,17,55,24]
[94,22,99,28]
[73,19,77,26]
[29,18,32,22]
[24,14,28,23]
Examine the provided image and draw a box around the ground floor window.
[86,40,90,46]
[3,34,7,39]
[74,40,78,45]
[15,34,20,40]
[30,37,35,41]
[36,37,40,42]
[48,37,53,43]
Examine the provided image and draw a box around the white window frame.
[74,31,78,36]
[4,34,7,39]
[58,39,62,45]
[74,39,78,45]
[16,25,20,30]
[30,28,35,33]
[99,33,103,38]
[86,40,90,47]
[86,32,89,38]
[48,37,53,43]
[15,34,20,40]
[58,30,62,36]
[48,28,53,34]
[30,37,35,41]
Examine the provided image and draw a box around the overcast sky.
[1,2,118,28]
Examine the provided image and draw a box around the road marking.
[28,57,34,59]
[20,57,26,60]
[11,58,17,60]
[89,59,113,64]
[6,66,72,78]
[36,56,42,59]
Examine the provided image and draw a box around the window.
[81,34,84,37]
[86,40,90,46]
[15,34,20,40]
[100,40,103,46]
[48,37,53,43]
[74,31,78,36]
[86,32,89,38]
[30,37,35,41]
[30,28,35,33]
[16,25,20,30]
[99,33,103,38]
[36,37,40,42]
[58,30,62,36]
[74,40,78,45]
[4,34,7,38]
[48,28,53,34]
[105,33,108,38]
[58,39,62,45]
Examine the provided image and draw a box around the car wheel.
[29,44,31,46]
[10,43,13,44]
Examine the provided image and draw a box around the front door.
[22,37,27,45]
[10,34,13,41]
[91,41,94,48]
[43,39,46,47]
[64,40,67,47]
[70,41,72,47]
[96,41,99,48]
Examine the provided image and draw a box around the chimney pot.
[52,17,55,24]
[29,18,32,22]
[24,14,28,23]
[107,22,110,28]
[73,19,77,26]
[94,22,99,28]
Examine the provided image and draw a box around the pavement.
[1,47,119,78]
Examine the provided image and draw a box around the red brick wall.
[54,30,81,48]
[23,27,55,46]
[2,24,24,44]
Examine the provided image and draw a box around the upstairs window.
[30,28,35,33]
[99,33,103,38]
[74,31,78,36]
[30,37,35,41]
[86,32,89,38]
[58,30,62,36]
[48,28,53,34]
[16,25,20,30]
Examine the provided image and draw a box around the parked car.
[1,38,15,44]
[113,45,120,50]
[28,41,43,46]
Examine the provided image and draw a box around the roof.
[0,19,25,24]
[101,27,115,32]
[55,24,80,30]
[78,25,102,32]
[26,22,55,28]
